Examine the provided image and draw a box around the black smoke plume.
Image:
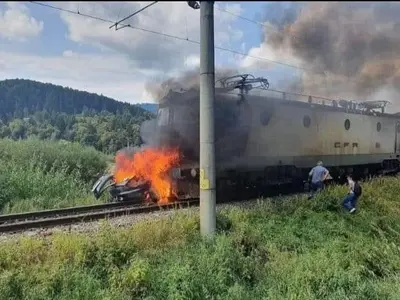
[144,67,238,102]
[262,2,400,101]
[141,67,253,162]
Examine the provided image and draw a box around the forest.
[0,79,155,153]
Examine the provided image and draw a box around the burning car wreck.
[91,174,155,203]
[92,146,181,204]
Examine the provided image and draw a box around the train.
[92,73,400,203]
[149,74,400,200]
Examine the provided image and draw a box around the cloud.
[0,50,153,103]
[57,2,243,74]
[0,2,43,41]
[184,54,200,69]
[0,2,247,104]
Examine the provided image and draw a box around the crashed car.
[91,174,156,203]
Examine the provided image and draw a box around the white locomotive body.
[150,75,400,200]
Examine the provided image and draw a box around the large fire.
[114,147,180,203]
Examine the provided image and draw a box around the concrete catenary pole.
[199,0,216,236]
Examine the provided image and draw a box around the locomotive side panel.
[244,99,318,158]
[316,110,396,156]
[158,92,400,175]
[238,98,398,170]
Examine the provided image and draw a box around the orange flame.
[114,147,180,203]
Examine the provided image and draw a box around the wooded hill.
[0,79,155,153]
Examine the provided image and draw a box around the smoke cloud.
[141,67,254,162]
[262,2,400,101]
[144,67,239,102]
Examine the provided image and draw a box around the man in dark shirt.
[342,174,362,214]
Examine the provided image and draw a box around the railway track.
[0,174,384,234]
[0,199,200,234]
[0,180,309,234]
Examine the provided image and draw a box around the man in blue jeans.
[308,161,330,199]
[342,174,361,214]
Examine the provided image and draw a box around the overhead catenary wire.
[109,1,158,31]
[29,1,312,72]
[29,1,357,103]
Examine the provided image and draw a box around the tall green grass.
[0,177,399,299]
[0,139,110,213]
[0,138,110,182]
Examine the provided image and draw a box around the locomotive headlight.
[190,168,197,178]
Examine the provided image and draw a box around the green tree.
[0,78,155,153]
[9,119,26,139]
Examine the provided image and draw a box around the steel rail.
[0,200,146,225]
[0,199,200,233]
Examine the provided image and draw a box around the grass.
[0,177,399,299]
[0,138,111,182]
[0,139,110,213]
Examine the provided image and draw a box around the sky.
[0,1,302,104]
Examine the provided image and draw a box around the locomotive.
[92,74,400,203]
[150,74,400,200]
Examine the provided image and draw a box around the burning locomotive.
[93,74,400,203]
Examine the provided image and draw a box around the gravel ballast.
[0,198,272,242]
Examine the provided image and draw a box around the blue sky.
[0,1,302,103]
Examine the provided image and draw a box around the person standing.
[308,161,330,199]
[342,174,362,214]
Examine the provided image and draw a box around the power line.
[30,1,357,101]
[29,1,376,103]
[29,1,311,72]
[109,1,158,31]
[30,1,116,23]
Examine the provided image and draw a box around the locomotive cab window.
[303,115,311,128]
[344,119,350,130]
[377,122,381,132]
[157,107,170,126]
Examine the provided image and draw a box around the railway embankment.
[0,177,399,299]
